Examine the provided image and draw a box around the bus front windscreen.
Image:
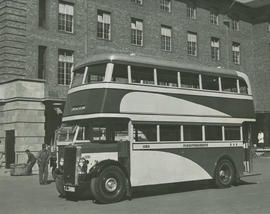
[57,125,77,142]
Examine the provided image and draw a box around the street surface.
[0,157,269,214]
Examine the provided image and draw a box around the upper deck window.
[112,64,128,83]
[239,79,248,94]
[71,67,85,88]
[86,64,106,83]
[131,66,154,85]
[202,75,219,91]
[221,77,237,93]
[180,72,199,89]
[157,69,178,87]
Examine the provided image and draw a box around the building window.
[38,46,46,79]
[160,0,171,12]
[232,42,240,64]
[58,2,74,33]
[58,49,74,85]
[211,37,220,61]
[39,0,46,27]
[210,10,218,25]
[187,3,196,20]
[97,10,111,40]
[161,25,171,51]
[232,18,240,31]
[131,18,143,46]
[131,0,143,5]
[187,32,197,56]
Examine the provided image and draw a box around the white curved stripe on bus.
[130,150,212,186]
[120,92,230,117]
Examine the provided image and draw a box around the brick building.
[0,0,270,165]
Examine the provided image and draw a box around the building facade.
[0,0,270,165]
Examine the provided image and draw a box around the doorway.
[5,130,15,169]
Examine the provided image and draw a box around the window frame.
[58,49,74,85]
[161,25,172,51]
[232,42,241,65]
[97,10,111,40]
[131,18,143,46]
[186,3,196,20]
[160,0,171,13]
[211,37,220,61]
[187,32,197,56]
[58,1,74,33]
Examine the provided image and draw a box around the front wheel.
[215,159,235,188]
[90,165,127,204]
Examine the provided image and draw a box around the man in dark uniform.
[25,149,36,175]
[37,144,50,185]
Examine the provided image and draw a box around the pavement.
[0,157,270,214]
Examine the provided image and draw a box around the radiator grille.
[63,147,77,185]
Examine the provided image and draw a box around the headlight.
[59,157,64,166]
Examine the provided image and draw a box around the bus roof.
[75,53,248,79]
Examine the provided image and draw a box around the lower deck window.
[183,125,202,141]
[160,125,180,141]
[225,126,241,140]
[133,124,157,142]
[205,125,222,140]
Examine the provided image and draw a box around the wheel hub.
[104,178,118,192]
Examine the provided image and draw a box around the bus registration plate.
[64,186,75,192]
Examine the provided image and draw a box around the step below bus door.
[242,122,255,173]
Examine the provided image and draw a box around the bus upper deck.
[63,53,255,123]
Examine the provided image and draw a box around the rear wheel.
[215,159,235,188]
[91,165,127,204]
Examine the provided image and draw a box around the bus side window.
[239,79,248,94]
[160,124,180,141]
[205,125,222,140]
[224,126,241,140]
[111,64,128,83]
[113,123,129,142]
[71,67,85,88]
[201,74,219,91]
[221,77,237,93]
[183,125,202,141]
[157,69,178,87]
[180,72,199,89]
[86,64,106,83]
[133,124,157,142]
[131,66,154,85]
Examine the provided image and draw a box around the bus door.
[242,122,255,172]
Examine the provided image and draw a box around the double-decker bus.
[55,53,256,204]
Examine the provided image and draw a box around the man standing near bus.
[257,130,264,149]
[37,144,50,185]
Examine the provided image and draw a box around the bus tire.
[90,165,127,204]
[215,159,235,188]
